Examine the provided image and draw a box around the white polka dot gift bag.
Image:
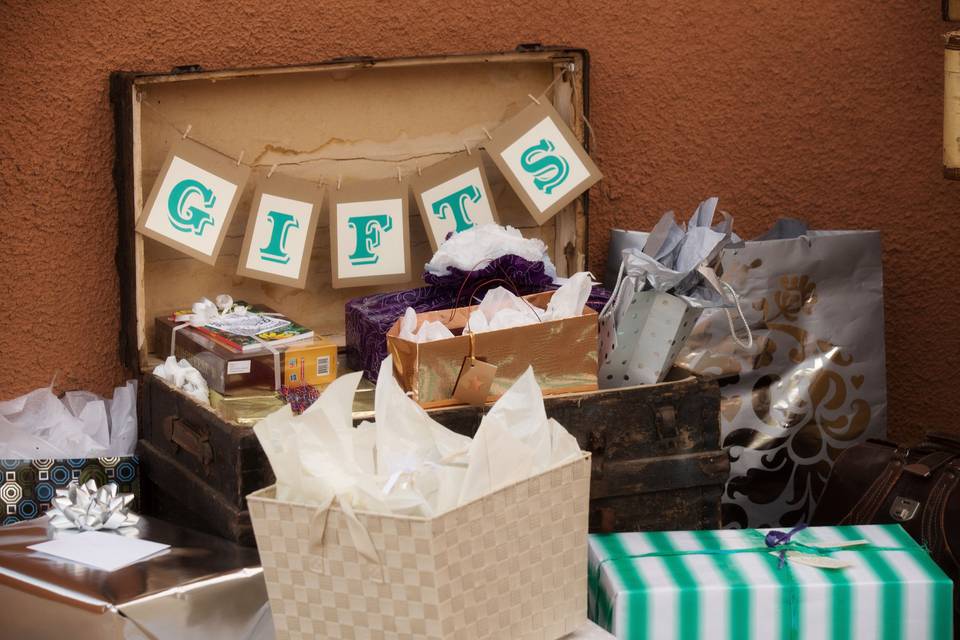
[598,198,751,388]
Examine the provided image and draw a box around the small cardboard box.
[156,315,337,394]
[386,290,599,408]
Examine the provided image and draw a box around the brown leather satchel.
[812,433,959,616]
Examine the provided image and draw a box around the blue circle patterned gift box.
[0,456,140,526]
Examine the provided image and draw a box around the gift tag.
[453,357,497,406]
[807,539,869,549]
[775,550,852,570]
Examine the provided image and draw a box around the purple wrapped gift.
[345,255,610,381]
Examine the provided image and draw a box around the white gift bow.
[306,451,471,581]
[307,494,385,582]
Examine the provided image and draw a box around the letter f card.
[485,100,601,226]
[136,138,251,264]
[329,177,411,289]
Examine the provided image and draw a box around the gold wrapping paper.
[387,291,599,407]
[209,387,285,426]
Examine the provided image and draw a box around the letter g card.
[137,138,251,264]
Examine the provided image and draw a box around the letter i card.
[485,100,602,226]
[328,177,411,289]
[410,152,500,252]
[236,173,323,288]
[137,139,251,264]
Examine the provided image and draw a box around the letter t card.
[328,177,411,289]
[485,100,601,226]
[410,152,499,251]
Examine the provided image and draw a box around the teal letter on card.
[430,185,481,234]
[259,211,300,264]
[519,139,570,195]
[167,179,216,235]
[347,214,393,265]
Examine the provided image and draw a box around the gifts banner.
[137,98,601,290]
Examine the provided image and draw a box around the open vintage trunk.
[112,46,726,546]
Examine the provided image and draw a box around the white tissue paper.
[152,356,209,405]
[542,271,593,321]
[467,286,544,332]
[398,307,455,343]
[424,224,559,279]
[0,380,138,460]
[458,367,581,504]
[399,271,595,340]
[254,356,582,519]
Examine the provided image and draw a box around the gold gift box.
[386,290,598,408]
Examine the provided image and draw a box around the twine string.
[137,73,568,176]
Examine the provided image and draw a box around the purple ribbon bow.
[764,522,808,569]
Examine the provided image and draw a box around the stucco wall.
[1,2,956,443]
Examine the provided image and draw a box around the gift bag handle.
[697,265,753,350]
[601,259,638,319]
[448,277,544,328]
[720,281,754,350]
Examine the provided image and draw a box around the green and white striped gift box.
[588,524,952,640]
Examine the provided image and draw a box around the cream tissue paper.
[254,356,581,517]
[401,271,595,340]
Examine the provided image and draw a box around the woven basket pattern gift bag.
[248,452,591,640]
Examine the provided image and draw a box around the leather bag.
[812,432,960,621]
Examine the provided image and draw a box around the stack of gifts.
[155,295,338,397]
[346,224,610,385]
[5,46,941,640]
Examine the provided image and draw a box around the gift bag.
[675,221,887,528]
[346,225,563,382]
[0,380,140,524]
[599,198,750,387]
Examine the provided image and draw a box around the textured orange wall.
[0,2,956,442]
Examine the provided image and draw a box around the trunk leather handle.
[924,432,960,453]
[655,405,679,441]
[162,416,214,469]
[841,449,907,524]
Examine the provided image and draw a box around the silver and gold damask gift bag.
[676,220,887,528]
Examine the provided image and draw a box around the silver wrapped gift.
[566,620,616,638]
[0,515,271,639]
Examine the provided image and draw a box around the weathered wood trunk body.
[425,375,727,533]
[141,373,725,546]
